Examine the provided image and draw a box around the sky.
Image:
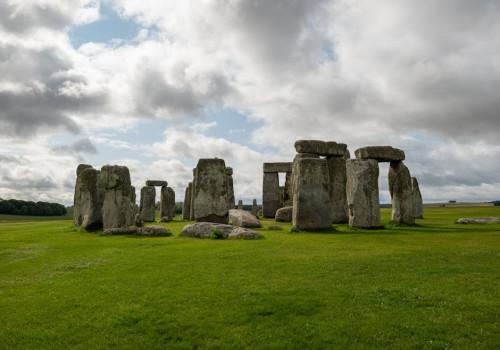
[1,0,500,206]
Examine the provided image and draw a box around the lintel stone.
[354,146,405,162]
[263,162,293,173]
[146,180,168,187]
[294,140,346,157]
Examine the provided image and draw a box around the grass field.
[0,207,499,349]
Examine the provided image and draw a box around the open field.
[1,207,499,349]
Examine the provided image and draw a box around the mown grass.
[0,207,499,349]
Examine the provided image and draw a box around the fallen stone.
[100,165,132,230]
[457,217,500,224]
[354,146,405,162]
[346,159,380,227]
[139,186,156,222]
[134,213,143,227]
[137,226,171,236]
[103,227,138,235]
[180,222,262,239]
[292,158,332,230]
[263,162,293,173]
[389,161,415,225]
[294,140,346,157]
[146,180,168,187]
[229,209,262,228]
[158,216,171,223]
[275,206,292,222]
[411,177,424,219]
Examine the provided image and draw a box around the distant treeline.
[494,201,500,207]
[0,199,67,216]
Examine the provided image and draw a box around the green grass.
[0,207,499,349]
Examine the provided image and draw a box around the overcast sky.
[1,0,499,206]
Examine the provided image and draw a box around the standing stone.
[326,156,348,223]
[346,159,380,228]
[160,186,175,221]
[139,186,156,222]
[73,166,104,230]
[262,172,280,218]
[238,199,243,210]
[193,158,229,223]
[290,153,320,205]
[182,183,192,220]
[190,168,197,220]
[251,199,258,217]
[283,172,293,206]
[292,158,332,230]
[100,165,132,230]
[389,161,415,225]
[128,186,137,225]
[226,167,235,210]
[411,177,424,219]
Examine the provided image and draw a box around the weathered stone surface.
[139,186,156,222]
[160,186,175,220]
[225,167,233,176]
[146,180,168,187]
[237,200,243,210]
[283,172,292,206]
[128,186,137,225]
[137,226,171,236]
[263,162,293,173]
[251,199,258,217]
[389,161,415,225]
[411,177,424,219]
[294,140,347,157]
[193,158,229,223]
[76,164,93,176]
[262,172,280,218]
[457,217,500,224]
[182,183,192,220]
[275,206,292,222]
[134,213,143,227]
[327,156,348,223]
[279,186,285,208]
[100,165,131,230]
[290,153,320,203]
[180,222,261,239]
[190,168,197,220]
[158,216,170,222]
[355,146,405,162]
[346,159,380,228]
[103,227,137,235]
[73,166,104,230]
[226,173,235,210]
[292,158,332,230]
[229,209,262,228]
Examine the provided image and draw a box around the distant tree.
[0,199,66,216]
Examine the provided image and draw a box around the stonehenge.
[159,186,175,221]
[73,165,104,230]
[262,162,292,218]
[388,161,415,225]
[139,186,156,222]
[100,165,132,230]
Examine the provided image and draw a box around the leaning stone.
[160,186,175,221]
[294,140,346,157]
[100,165,131,230]
[263,162,293,173]
[262,172,280,218]
[411,177,424,219]
[229,209,261,228]
[103,227,138,235]
[457,217,500,224]
[179,222,261,239]
[74,166,104,230]
[182,183,192,220]
[139,186,156,222]
[389,161,415,225]
[146,180,168,187]
[346,159,380,228]
[292,158,332,230]
[137,226,171,236]
[275,206,292,222]
[355,146,405,162]
[193,158,229,223]
[327,156,348,223]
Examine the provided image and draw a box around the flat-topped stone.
[294,140,347,157]
[354,146,405,162]
[146,180,168,187]
[263,162,293,173]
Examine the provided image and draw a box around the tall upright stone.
[389,161,415,225]
[160,186,175,221]
[100,165,132,230]
[182,183,192,220]
[226,167,235,210]
[238,200,243,210]
[129,186,138,225]
[190,168,197,220]
[73,165,104,230]
[193,158,229,223]
[346,159,380,228]
[411,177,424,219]
[326,156,348,223]
[140,186,156,222]
[251,199,258,218]
[290,153,320,205]
[283,172,292,206]
[262,172,280,218]
[292,158,332,230]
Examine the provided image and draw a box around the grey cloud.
[51,138,98,155]
[1,175,58,191]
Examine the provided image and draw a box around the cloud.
[51,137,98,155]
